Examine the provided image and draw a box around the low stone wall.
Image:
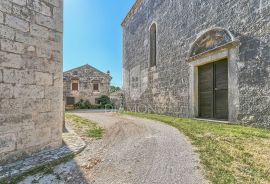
[0,124,86,183]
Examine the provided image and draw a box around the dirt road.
[20,111,207,184]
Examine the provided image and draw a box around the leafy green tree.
[110,86,121,93]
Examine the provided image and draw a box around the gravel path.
[19,111,207,184]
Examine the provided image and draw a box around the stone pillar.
[0,0,63,164]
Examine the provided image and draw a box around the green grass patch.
[122,112,270,184]
[65,113,104,139]
[87,127,103,139]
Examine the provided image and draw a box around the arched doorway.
[188,27,240,121]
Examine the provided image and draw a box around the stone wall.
[123,0,270,127]
[0,0,63,164]
[63,65,112,106]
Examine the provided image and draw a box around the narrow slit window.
[150,23,157,67]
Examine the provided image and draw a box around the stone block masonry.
[0,0,63,164]
[123,0,270,128]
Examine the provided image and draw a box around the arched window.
[150,23,157,67]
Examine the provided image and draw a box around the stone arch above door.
[189,27,237,59]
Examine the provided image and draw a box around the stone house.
[63,64,112,107]
[122,0,270,127]
[0,0,63,164]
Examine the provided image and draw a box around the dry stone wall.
[0,0,63,164]
[123,0,270,127]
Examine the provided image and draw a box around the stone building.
[122,0,270,127]
[110,90,124,109]
[0,0,63,164]
[63,64,112,107]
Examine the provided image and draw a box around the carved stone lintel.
[188,40,240,62]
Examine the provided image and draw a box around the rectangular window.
[93,83,99,91]
[72,83,78,91]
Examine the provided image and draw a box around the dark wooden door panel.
[198,59,228,120]
[214,59,228,120]
[199,64,213,92]
[214,90,228,119]
[199,91,213,118]
[198,63,213,118]
[215,60,228,90]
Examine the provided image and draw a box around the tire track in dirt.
[74,112,207,184]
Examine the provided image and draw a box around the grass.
[87,127,104,138]
[65,113,104,139]
[122,112,270,184]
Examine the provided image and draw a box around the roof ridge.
[64,64,110,77]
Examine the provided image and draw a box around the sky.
[64,0,136,87]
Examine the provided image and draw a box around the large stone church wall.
[0,0,63,164]
[123,0,270,127]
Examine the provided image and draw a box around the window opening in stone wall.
[150,23,157,67]
[72,82,79,91]
[93,81,99,91]
[131,77,139,88]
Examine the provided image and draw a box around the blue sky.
[64,0,136,87]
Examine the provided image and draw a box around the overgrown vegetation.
[65,113,104,139]
[122,112,270,184]
[75,99,93,109]
[74,96,114,110]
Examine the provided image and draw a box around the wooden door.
[198,63,214,118]
[66,97,75,105]
[214,60,228,120]
[198,59,228,120]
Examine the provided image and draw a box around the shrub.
[75,99,91,109]
[84,100,91,109]
[96,95,114,109]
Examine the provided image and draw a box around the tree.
[110,85,121,93]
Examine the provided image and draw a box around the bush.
[84,100,91,108]
[96,95,114,109]
[74,97,114,110]
[75,99,91,109]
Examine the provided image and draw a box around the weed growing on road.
[65,113,104,139]
[122,112,270,184]
[87,127,104,139]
